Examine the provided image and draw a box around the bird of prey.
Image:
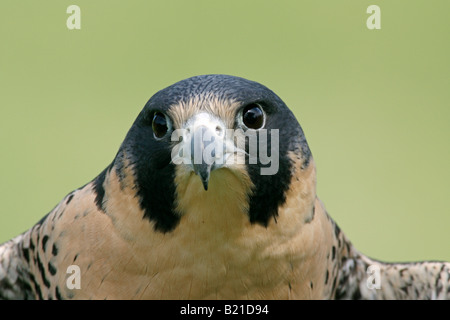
[0,74,448,300]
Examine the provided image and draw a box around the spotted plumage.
[0,75,448,299]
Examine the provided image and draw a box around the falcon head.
[94,75,313,233]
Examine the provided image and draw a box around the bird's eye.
[152,112,168,139]
[242,104,265,130]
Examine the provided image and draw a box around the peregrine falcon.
[0,74,448,299]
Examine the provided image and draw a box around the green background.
[1,1,449,262]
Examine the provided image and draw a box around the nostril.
[184,128,191,140]
[216,125,223,137]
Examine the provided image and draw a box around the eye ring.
[151,111,171,139]
[241,103,265,130]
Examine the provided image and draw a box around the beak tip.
[193,164,211,191]
[200,173,210,191]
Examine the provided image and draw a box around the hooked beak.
[191,126,215,190]
[179,113,227,191]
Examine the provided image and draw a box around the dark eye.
[242,104,265,129]
[152,111,168,139]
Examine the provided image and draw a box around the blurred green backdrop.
[0,1,449,262]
